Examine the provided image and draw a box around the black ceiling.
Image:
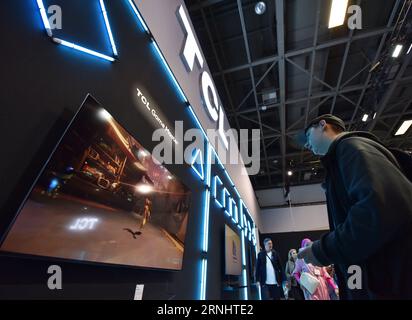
[185,0,412,190]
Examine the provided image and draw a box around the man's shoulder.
[336,135,381,155]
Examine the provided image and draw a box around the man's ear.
[319,120,327,130]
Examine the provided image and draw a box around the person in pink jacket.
[293,238,339,300]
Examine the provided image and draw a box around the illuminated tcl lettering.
[230,198,239,225]
[177,5,204,71]
[200,71,218,121]
[177,5,229,150]
[69,217,99,231]
[243,214,248,239]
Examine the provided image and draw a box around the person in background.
[255,238,286,300]
[293,238,338,300]
[325,265,339,300]
[285,249,304,300]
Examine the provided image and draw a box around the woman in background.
[285,249,304,300]
[293,238,339,300]
[325,265,339,300]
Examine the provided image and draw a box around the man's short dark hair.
[309,122,344,134]
[263,238,272,245]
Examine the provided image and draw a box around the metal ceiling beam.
[189,0,227,12]
[286,57,357,107]
[235,60,278,111]
[229,75,412,117]
[239,97,409,133]
[396,128,412,148]
[348,0,402,130]
[384,97,412,114]
[251,109,412,141]
[275,0,287,187]
[383,99,412,143]
[237,0,272,185]
[299,3,322,187]
[330,0,361,115]
[213,27,393,76]
[303,0,321,132]
[341,61,371,89]
[198,2,242,134]
[208,24,277,52]
[289,96,331,132]
[231,84,363,116]
[368,52,412,131]
[238,114,280,132]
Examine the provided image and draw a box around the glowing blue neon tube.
[152,41,188,103]
[36,0,52,36]
[52,38,115,62]
[188,105,208,140]
[127,0,149,33]
[100,0,118,56]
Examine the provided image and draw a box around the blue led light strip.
[190,148,204,181]
[200,258,208,300]
[151,41,189,103]
[202,189,211,252]
[242,269,248,300]
[240,228,248,300]
[99,0,118,56]
[125,0,188,103]
[36,0,118,62]
[36,0,52,36]
[126,0,149,33]
[205,143,212,190]
[200,143,212,299]
[52,38,115,62]
[188,106,208,140]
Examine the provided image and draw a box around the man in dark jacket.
[297,114,412,300]
[255,238,286,300]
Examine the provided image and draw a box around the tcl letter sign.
[177,5,229,150]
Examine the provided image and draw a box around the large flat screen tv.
[224,224,242,276]
[0,95,191,271]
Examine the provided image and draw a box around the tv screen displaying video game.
[224,224,242,276]
[0,96,191,271]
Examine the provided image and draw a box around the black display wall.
[0,0,256,299]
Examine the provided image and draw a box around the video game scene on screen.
[1,99,191,271]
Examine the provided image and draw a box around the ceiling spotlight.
[255,1,266,15]
[328,0,349,29]
[395,120,412,136]
[392,44,403,58]
[287,170,293,176]
[362,114,369,122]
[407,43,412,55]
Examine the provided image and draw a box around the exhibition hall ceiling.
[185,0,412,190]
